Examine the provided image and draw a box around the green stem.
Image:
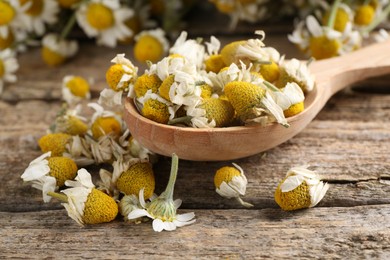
[168,116,192,126]
[363,3,390,34]
[327,0,342,29]
[47,191,68,203]
[263,80,281,92]
[60,12,77,40]
[163,153,179,200]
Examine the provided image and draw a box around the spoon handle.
[311,39,390,98]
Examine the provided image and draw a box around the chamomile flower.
[89,103,123,139]
[59,168,119,225]
[0,48,18,95]
[21,152,78,202]
[214,163,253,208]
[76,0,134,47]
[204,35,225,73]
[224,80,288,127]
[38,132,72,156]
[51,105,88,136]
[134,28,169,63]
[354,4,376,26]
[266,82,305,118]
[274,166,329,211]
[0,0,28,38]
[276,58,315,93]
[137,90,173,124]
[127,154,196,232]
[101,54,138,106]
[321,3,353,32]
[62,75,91,105]
[133,72,162,98]
[41,33,78,66]
[19,0,59,36]
[120,193,150,223]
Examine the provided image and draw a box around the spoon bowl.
[124,40,390,161]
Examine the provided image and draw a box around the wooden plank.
[1,205,390,259]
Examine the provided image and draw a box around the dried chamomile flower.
[134,28,169,63]
[21,152,78,202]
[274,166,329,211]
[265,82,305,118]
[20,0,59,36]
[322,3,353,32]
[127,154,196,232]
[119,193,151,223]
[276,58,315,93]
[62,75,91,105]
[41,33,78,66]
[354,4,375,26]
[51,105,88,136]
[38,133,72,156]
[116,160,155,200]
[52,168,118,225]
[224,80,288,127]
[137,91,172,124]
[214,163,253,208]
[0,48,18,95]
[220,40,247,66]
[128,136,156,162]
[105,54,138,92]
[89,103,122,139]
[133,73,162,98]
[196,97,235,128]
[76,0,134,47]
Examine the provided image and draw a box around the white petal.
[280,175,305,192]
[152,219,165,232]
[127,209,149,220]
[306,15,323,37]
[176,212,195,222]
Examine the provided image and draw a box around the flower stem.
[327,0,342,29]
[163,153,179,200]
[236,197,254,208]
[60,11,77,40]
[47,191,68,203]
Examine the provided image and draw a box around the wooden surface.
[1,31,390,258]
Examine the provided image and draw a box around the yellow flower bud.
[47,157,78,187]
[134,73,162,98]
[141,98,170,124]
[200,98,235,127]
[38,133,72,156]
[82,188,119,224]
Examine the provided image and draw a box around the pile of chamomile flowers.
[20,29,330,232]
[103,30,314,129]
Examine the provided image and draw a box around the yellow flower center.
[224,81,265,120]
[354,5,375,26]
[0,30,15,50]
[20,0,44,16]
[83,188,119,224]
[65,76,90,98]
[200,98,235,127]
[214,166,241,189]
[158,74,174,101]
[199,84,213,99]
[57,0,81,8]
[0,1,15,26]
[134,35,164,63]
[141,98,170,124]
[309,36,340,60]
[204,54,226,73]
[41,47,66,66]
[0,60,4,77]
[116,162,155,200]
[47,157,78,187]
[106,64,129,91]
[91,116,121,139]
[274,178,311,211]
[55,115,88,136]
[283,101,304,118]
[260,61,280,83]
[133,73,161,98]
[323,8,350,32]
[86,3,114,30]
[38,133,71,156]
[220,40,246,65]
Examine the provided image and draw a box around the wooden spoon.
[124,40,390,161]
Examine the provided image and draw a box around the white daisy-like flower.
[266,82,305,110]
[169,31,205,70]
[76,0,134,47]
[41,33,78,66]
[21,152,56,203]
[278,58,315,92]
[0,48,19,95]
[61,168,118,225]
[127,154,196,232]
[62,75,91,105]
[275,165,329,211]
[134,28,169,63]
[20,0,59,36]
[214,163,253,208]
[0,0,29,38]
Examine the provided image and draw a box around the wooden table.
[1,30,390,259]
